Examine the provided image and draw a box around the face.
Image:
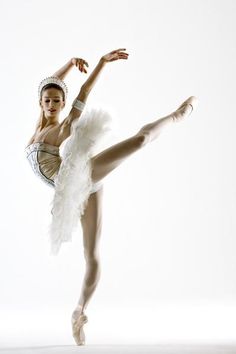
[40,88,65,119]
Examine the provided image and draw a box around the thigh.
[80,186,104,258]
[90,133,146,183]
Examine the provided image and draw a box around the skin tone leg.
[70,112,175,344]
[71,98,196,325]
[78,187,103,313]
[71,187,103,345]
[90,101,194,183]
[70,100,197,345]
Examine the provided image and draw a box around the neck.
[44,113,59,126]
[39,117,59,131]
[45,119,59,126]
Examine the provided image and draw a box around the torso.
[26,120,70,148]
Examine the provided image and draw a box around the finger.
[80,59,89,67]
[110,48,126,54]
[76,58,80,70]
[118,54,129,60]
[80,60,84,71]
[80,61,84,71]
[120,51,129,55]
[75,60,80,70]
[119,53,129,58]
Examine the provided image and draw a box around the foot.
[172,96,198,122]
[71,306,88,346]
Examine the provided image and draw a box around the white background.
[0,0,236,347]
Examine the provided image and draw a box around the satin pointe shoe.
[71,311,88,345]
[172,96,198,122]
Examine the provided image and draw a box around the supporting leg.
[78,189,103,313]
[71,187,103,345]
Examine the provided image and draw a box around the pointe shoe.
[172,96,198,122]
[71,312,88,345]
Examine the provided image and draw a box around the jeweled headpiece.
[38,76,68,100]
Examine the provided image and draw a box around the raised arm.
[65,48,129,125]
[81,48,129,94]
[52,58,74,80]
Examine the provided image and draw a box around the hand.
[72,57,89,73]
[101,48,129,63]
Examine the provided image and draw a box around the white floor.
[0,344,236,354]
[1,305,236,353]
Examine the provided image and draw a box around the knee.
[135,130,150,146]
[84,250,100,265]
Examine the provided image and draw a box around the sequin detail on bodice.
[25,142,62,188]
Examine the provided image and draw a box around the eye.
[45,100,60,102]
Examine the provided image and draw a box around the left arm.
[52,58,75,80]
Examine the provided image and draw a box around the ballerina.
[25,48,198,345]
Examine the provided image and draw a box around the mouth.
[49,109,56,112]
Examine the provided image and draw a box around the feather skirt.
[48,107,114,255]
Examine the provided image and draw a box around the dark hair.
[40,83,65,101]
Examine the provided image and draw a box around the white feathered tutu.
[48,106,115,255]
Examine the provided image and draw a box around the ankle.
[73,304,85,314]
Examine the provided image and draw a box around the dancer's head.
[38,76,68,121]
[39,84,66,119]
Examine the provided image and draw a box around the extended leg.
[91,96,197,183]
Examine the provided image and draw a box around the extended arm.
[81,58,106,95]
[52,58,74,80]
[70,58,106,110]
[65,48,129,125]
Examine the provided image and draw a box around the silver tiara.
[38,76,68,100]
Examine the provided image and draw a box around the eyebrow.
[44,96,61,98]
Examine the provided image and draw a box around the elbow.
[77,86,89,102]
[81,83,91,94]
